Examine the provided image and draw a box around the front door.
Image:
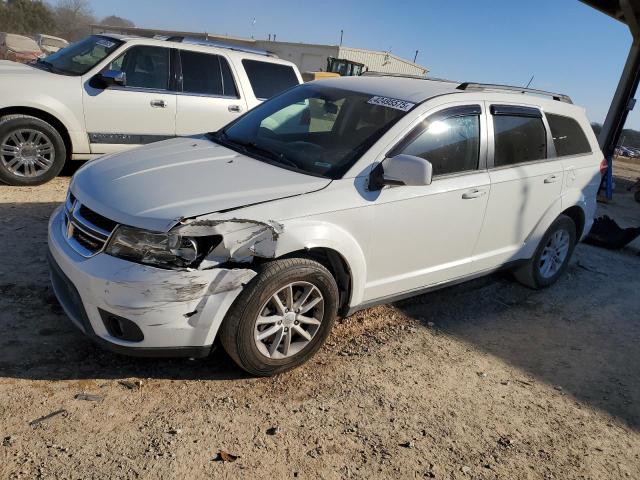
[472,104,564,272]
[82,44,176,154]
[365,104,490,302]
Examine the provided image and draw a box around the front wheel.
[514,214,577,289]
[0,115,66,186]
[220,258,339,376]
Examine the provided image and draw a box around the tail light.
[599,157,608,175]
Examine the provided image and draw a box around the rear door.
[472,103,564,271]
[83,44,176,154]
[175,49,247,135]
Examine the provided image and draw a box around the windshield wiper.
[211,132,300,169]
[33,58,53,71]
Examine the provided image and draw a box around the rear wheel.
[220,258,338,376]
[514,214,577,289]
[0,115,66,186]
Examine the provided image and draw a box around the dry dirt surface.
[0,175,639,480]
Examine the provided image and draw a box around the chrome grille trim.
[63,192,118,258]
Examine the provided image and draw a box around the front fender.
[274,220,368,307]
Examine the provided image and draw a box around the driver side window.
[106,45,170,90]
[395,108,481,177]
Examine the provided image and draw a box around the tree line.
[592,123,640,149]
[0,0,134,41]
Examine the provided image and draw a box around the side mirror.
[96,70,126,88]
[370,154,433,190]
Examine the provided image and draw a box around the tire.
[634,190,640,203]
[220,258,339,377]
[513,214,577,289]
[0,114,67,186]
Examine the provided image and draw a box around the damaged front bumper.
[47,207,256,357]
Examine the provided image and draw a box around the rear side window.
[181,50,238,97]
[546,113,591,157]
[242,60,299,99]
[396,110,481,176]
[492,106,547,166]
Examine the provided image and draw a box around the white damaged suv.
[48,75,602,376]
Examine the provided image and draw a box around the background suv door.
[82,44,176,154]
[472,103,564,272]
[175,50,247,135]
[365,104,490,302]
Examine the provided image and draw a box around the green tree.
[0,0,56,36]
[100,15,135,28]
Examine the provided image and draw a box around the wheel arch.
[561,205,586,239]
[272,220,367,312]
[0,106,72,160]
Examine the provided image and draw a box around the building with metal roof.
[90,24,428,77]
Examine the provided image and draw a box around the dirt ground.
[0,165,639,480]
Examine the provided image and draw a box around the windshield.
[39,35,123,75]
[216,84,411,179]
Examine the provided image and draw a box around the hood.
[71,136,332,232]
[0,59,50,75]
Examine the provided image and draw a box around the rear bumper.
[47,206,254,357]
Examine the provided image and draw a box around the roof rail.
[166,36,273,57]
[361,71,430,80]
[457,82,573,104]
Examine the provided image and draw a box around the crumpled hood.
[71,136,331,232]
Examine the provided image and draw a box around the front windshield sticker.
[367,96,415,112]
[96,38,116,48]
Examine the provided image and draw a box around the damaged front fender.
[175,217,284,268]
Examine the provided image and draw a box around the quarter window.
[180,50,238,97]
[242,59,299,99]
[109,45,170,90]
[395,111,481,176]
[546,113,592,157]
[493,111,547,166]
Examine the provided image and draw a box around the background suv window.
[396,113,480,176]
[242,59,299,99]
[180,51,238,97]
[110,45,170,90]
[546,113,592,157]
[493,115,547,166]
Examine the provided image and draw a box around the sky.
[87,0,638,129]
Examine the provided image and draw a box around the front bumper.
[47,206,254,356]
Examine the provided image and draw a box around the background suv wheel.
[514,214,577,289]
[0,114,66,186]
[220,258,339,376]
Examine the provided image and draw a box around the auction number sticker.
[367,96,415,112]
[96,39,116,48]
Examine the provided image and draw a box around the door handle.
[150,99,167,108]
[462,189,487,199]
[228,105,242,113]
[544,174,559,184]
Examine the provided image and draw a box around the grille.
[63,193,118,257]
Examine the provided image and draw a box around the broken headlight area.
[105,225,221,270]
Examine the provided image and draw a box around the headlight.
[105,225,200,269]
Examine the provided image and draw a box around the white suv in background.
[0,34,302,185]
[48,76,602,376]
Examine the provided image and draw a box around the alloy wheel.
[0,128,55,178]
[254,281,324,359]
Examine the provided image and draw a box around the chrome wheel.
[539,229,570,279]
[254,281,324,359]
[0,128,55,178]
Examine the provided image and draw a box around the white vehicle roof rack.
[166,36,274,57]
[457,82,573,104]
